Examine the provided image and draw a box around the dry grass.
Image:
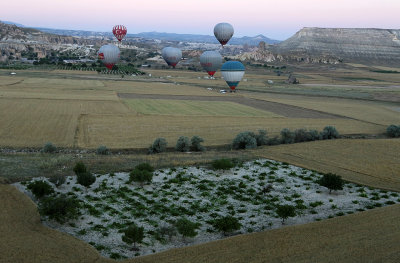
[1,183,399,263]
[77,114,383,148]
[254,138,400,192]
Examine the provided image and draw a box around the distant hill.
[270,27,400,63]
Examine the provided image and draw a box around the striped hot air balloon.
[214,23,234,47]
[112,25,127,42]
[221,61,245,91]
[200,51,222,77]
[161,47,182,68]
[98,44,120,70]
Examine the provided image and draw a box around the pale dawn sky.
[1,0,399,40]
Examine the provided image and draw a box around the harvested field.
[119,93,345,118]
[123,99,280,117]
[77,114,383,148]
[254,138,400,192]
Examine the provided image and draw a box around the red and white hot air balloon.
[98,44,120,70]
[112,25,127,42]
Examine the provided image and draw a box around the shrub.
[190,136,205,151]
[39,194,80,223]
[267,136,281,145]
[280,128,295,144]
[96,145,110,155]
[294,129,312,143]
[148,138,167,154]
[308,129,321,141]
[276,205,296,224]
[135,163,154,172]
[27,180,54,199]
[49,174,66,187]
[232,131,257,150]
[176,217,200,238]
[42,142,57,153]
[321,126,339,139]
[387,125,400,138]
[211,159,235,170]
[73,161,87,175]
[122,224,144,250]
[157,225,177,241]
[175,136,190,152]
[77,172,96,188]
[255,130,268,146]
[129,169,153,186]
[212,216,241,235]
[318,173,344,193]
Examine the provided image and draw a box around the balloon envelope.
[221,61,245,90]
[214,23,234,46]
[200,51,222,76]
[98,44,120,70]
[161,47,182,68]
[113,25,127,42]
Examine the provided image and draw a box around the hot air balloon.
[112,25,127,42]
[221,61,245,92]
[200,51,222,77]
[98,44,120,70]
[214,23,234,47]
[161,47,182,68]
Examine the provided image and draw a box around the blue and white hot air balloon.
[221,61,245,92]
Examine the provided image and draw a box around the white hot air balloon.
[214,23,234,47]
[200,51,222,77]
[220,61,245,92]
[161,47,182,68]
[98,44,120,70]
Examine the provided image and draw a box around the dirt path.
[118,93,345,119]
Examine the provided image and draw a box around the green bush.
[294,129,312,142]
[255,130,268,146]
[135,163,154,172]
[232,131,257,150]
[122,224,144,250]
[176,217,200,238]
[175,136,190,152]
[157,225,177,241]
[321,126,339,139]
[129,169,153,186]
[73,161,87,175]
[148,138,167,154]
[387,125,400,138]
[190,136,205,151]
[211,159,235,170]
[39,194,80,223]
[49,174,66,187]
[267,136,281,145]
[276,205,296,224]
[27,180,54,199]
[308,129,321,141]
[212,216,241,235]
[280,128,295,144]
[42,142,57,153]
[318,173,344,193]
[77,172,96,188]
[96,145,110,155]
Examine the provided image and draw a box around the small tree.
[42,142,57,153]
[122,224,144,250]
[212,216,241,235]
[157,225,177,241]
[73,161,87,175]
[39,194,80,223]
[148,138,167,154]
[49,174,66,188]
[129,169,153,186]
[280,128,295,144]
[294,129,312,143]
[387,125,400,138]
[255,130,268,146]
[308,129,321,141]
[27,180,54,199]
[176,218,200,239]
[77,172,96,189]
[211,159,235,170]
[190,136,205,151]
[321,126,339,139]
[267,136,281,146]
[318,173,344,193]
[175,136,190,152]
[276,205,296,224]
[232,131,257,150]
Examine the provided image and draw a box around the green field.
[124,99,281,117]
